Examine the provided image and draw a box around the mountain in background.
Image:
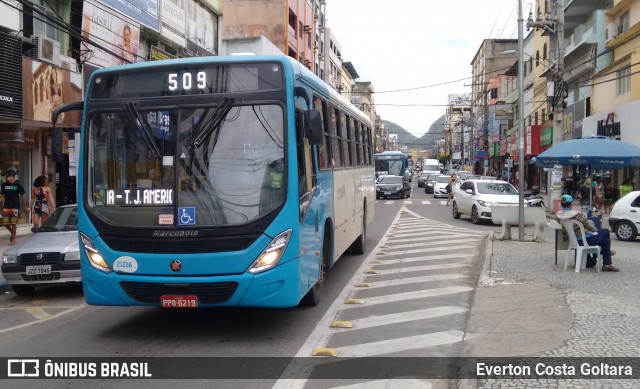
[384,115,446,150]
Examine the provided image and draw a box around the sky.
[328,0,521,138]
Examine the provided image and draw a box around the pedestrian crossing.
[272,207,488,389]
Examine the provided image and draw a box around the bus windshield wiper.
[191,96,235,148]
[125,102,161,158]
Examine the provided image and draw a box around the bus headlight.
[247,229,292,274]
[80,232,112,273]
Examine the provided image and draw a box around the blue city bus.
[374,151,409,178]
[52,56,375,308]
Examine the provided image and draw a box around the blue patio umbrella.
[535,136,640,169]
[536,135,640,211]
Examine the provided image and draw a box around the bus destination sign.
[106,189,173,206]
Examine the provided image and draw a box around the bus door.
[295,108,319,263]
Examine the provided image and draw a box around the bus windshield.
[87,103,285,227]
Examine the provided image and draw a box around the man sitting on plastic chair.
[555,194,619,272]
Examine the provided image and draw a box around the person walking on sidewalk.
[29,175,55,230]
[556,194,619,272]
[0,169,30,246]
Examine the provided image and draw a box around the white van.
[421,159,441,174]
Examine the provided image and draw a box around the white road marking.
[384,201,395,205]
[329,379,432,389]
[366,263,469,274]
[25,307,50,320]
[379,246,476,256]
[334,306,468,332]
[404,201,413,205]
[373,254,472,265]
[0,305,87,334]
[360,273,466,289]
[389,226,487,235]
[334,330,466,357]
[380,240,479,249]
[271,207,483,389]
[345,285,472,307]
[384,235,483,244]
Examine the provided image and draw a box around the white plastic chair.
[561,219,602,273]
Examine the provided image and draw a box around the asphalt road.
[0,187,405,388]
[7,174,619,388]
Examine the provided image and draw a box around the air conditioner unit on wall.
[31,35,60,66]
[59,54,77,72]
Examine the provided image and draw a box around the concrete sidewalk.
[0,223,37,243]
[461,215,640,387]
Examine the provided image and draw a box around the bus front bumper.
[82,257,306,308]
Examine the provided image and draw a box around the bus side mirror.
[304,110,323,145]
[52,101,84,163]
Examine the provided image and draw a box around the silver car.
[1,205,80,295]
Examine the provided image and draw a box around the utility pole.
[527,0,565,212]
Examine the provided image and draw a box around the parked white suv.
[609,190,640,242]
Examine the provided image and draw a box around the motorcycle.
[524,187,545,207]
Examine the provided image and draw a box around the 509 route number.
[168,72,206,91]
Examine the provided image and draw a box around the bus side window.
[314,96,330,170]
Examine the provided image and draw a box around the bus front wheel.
[301,231,330,306]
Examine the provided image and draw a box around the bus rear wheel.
[301,231,330,306]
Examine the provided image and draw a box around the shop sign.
[499,137,507,155]
[97,0,160,30]
[150,45,175,61]
[563,101,585,141]
[540,127,553,146]
[596,112,621,140]
[0,93,15,108]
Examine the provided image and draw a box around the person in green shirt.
[618,179,634,199]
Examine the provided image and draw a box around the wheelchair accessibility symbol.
[178,207,196,226]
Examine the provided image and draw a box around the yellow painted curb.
[365,269,380,274]
[355,282,372,287]
[345,298,365,305]
[312,348,338,357]
[330,321,353,328]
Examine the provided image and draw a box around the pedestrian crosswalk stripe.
[404,200,412,204]
[381,240,479,250]
[385,235,484,245]
[328,379,432,389]
[345,286,472,308]
[332,330,466,357]
[380,246,475,256]
[360,273,466,289]
[384,201,394,204]
[374,254,472,265]
[366,263,468,275]
[334,306,467,332]
[387,230,486,239]
[390,224,487,233]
